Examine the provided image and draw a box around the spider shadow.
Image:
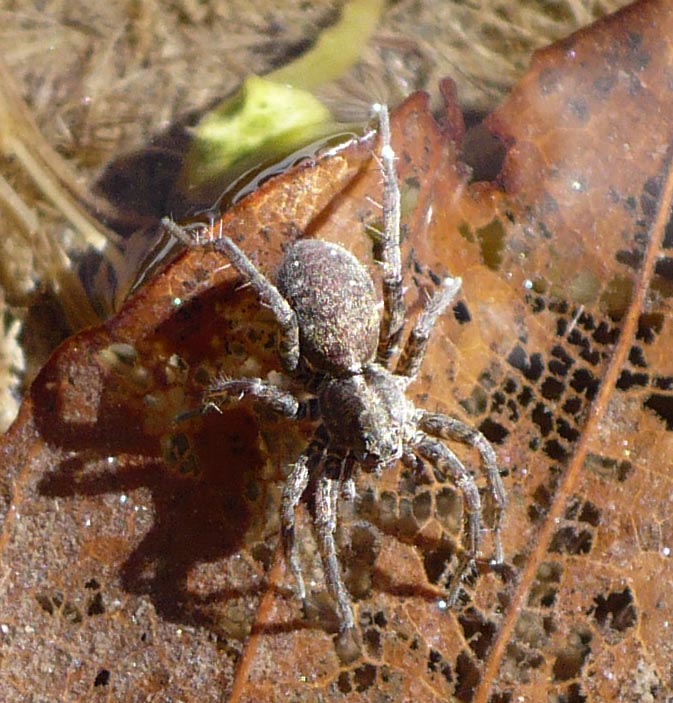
[29,314,306,641]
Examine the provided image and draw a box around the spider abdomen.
[276,239,379,374]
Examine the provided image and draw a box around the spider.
[170,105,506,631]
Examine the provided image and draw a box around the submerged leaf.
[180,75,333,192]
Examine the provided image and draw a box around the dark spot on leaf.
[570,368,600,400]
[592,321,619,345]
[541,376,564,400]
[363,628,382,658]
[626,31,650,71]
[479,369,498,390]
[479,418,509,444]
[455,650,480,702]
[503,640,545,678]
[427,648,453,684]
[459,608,497,658]
[549,300,569,315]
[373,611,387,628]
[585,453,633,482]
[491,391,506,412]
[423,541,454,584]
[560,683,588,703]
[476,218,505,271]
[460,386,489,416]
[628,345,647,367]
[532,403,553,436]
[528,562,562,608]
[549,345,573,376]
[461,123,507,182]
[517,385,534,407]
[664,215,673,248]
[87,591,105,616]
[549,526,592,554]
[490,692,514,703]
[616,370,649,390]
[562,396,582,416]
[578,501,601,526]
[506,345,544,381]
[655,256,673,281]
[644,393,673,430]
[453,300,471,324]
[337,672,351,693]
[579,347,600,366]
[556,418,579,442]
[654,375,673,390]
[593,73,616,97]
[412,491,432,523]
[591,588,637,633]
[552,630,591,681]
[544,439,569,462]
[35,593,55,616]
[568,98,589,122]
[353,663,376,692]
[251,542,274,570]
[637,313,664,343]
[94,669,110,687]
[533,484,552,511]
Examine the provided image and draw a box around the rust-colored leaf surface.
[2,1,673,700]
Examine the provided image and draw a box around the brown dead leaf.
[2,0,673,700]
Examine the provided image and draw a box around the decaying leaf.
[2,1,673,701]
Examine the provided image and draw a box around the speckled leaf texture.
[2,1,673,700]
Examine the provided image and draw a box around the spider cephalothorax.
[175,105,506,631]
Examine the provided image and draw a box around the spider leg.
[418,412,506,564]
[204,377,303,418]
[395,276,462,379]
[281,432,326,605]
[371,104,406,367]
[161,219,300,371]
[411,432,481,606]
[213,236,300,372]
[315,449,355,630]
[161,217,208,245]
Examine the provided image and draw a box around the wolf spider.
[170,105,506,631]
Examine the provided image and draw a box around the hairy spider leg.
[418,412,507,565]
[205,377,302,417]
[212,237,301,373]
[411,433,482,606]
[161,217,207,245]
[280,449,313,604]
[371,103,406,366]
[395,276,462,379]
[314,449,356,631]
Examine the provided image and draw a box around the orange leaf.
[2,1,673,700]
